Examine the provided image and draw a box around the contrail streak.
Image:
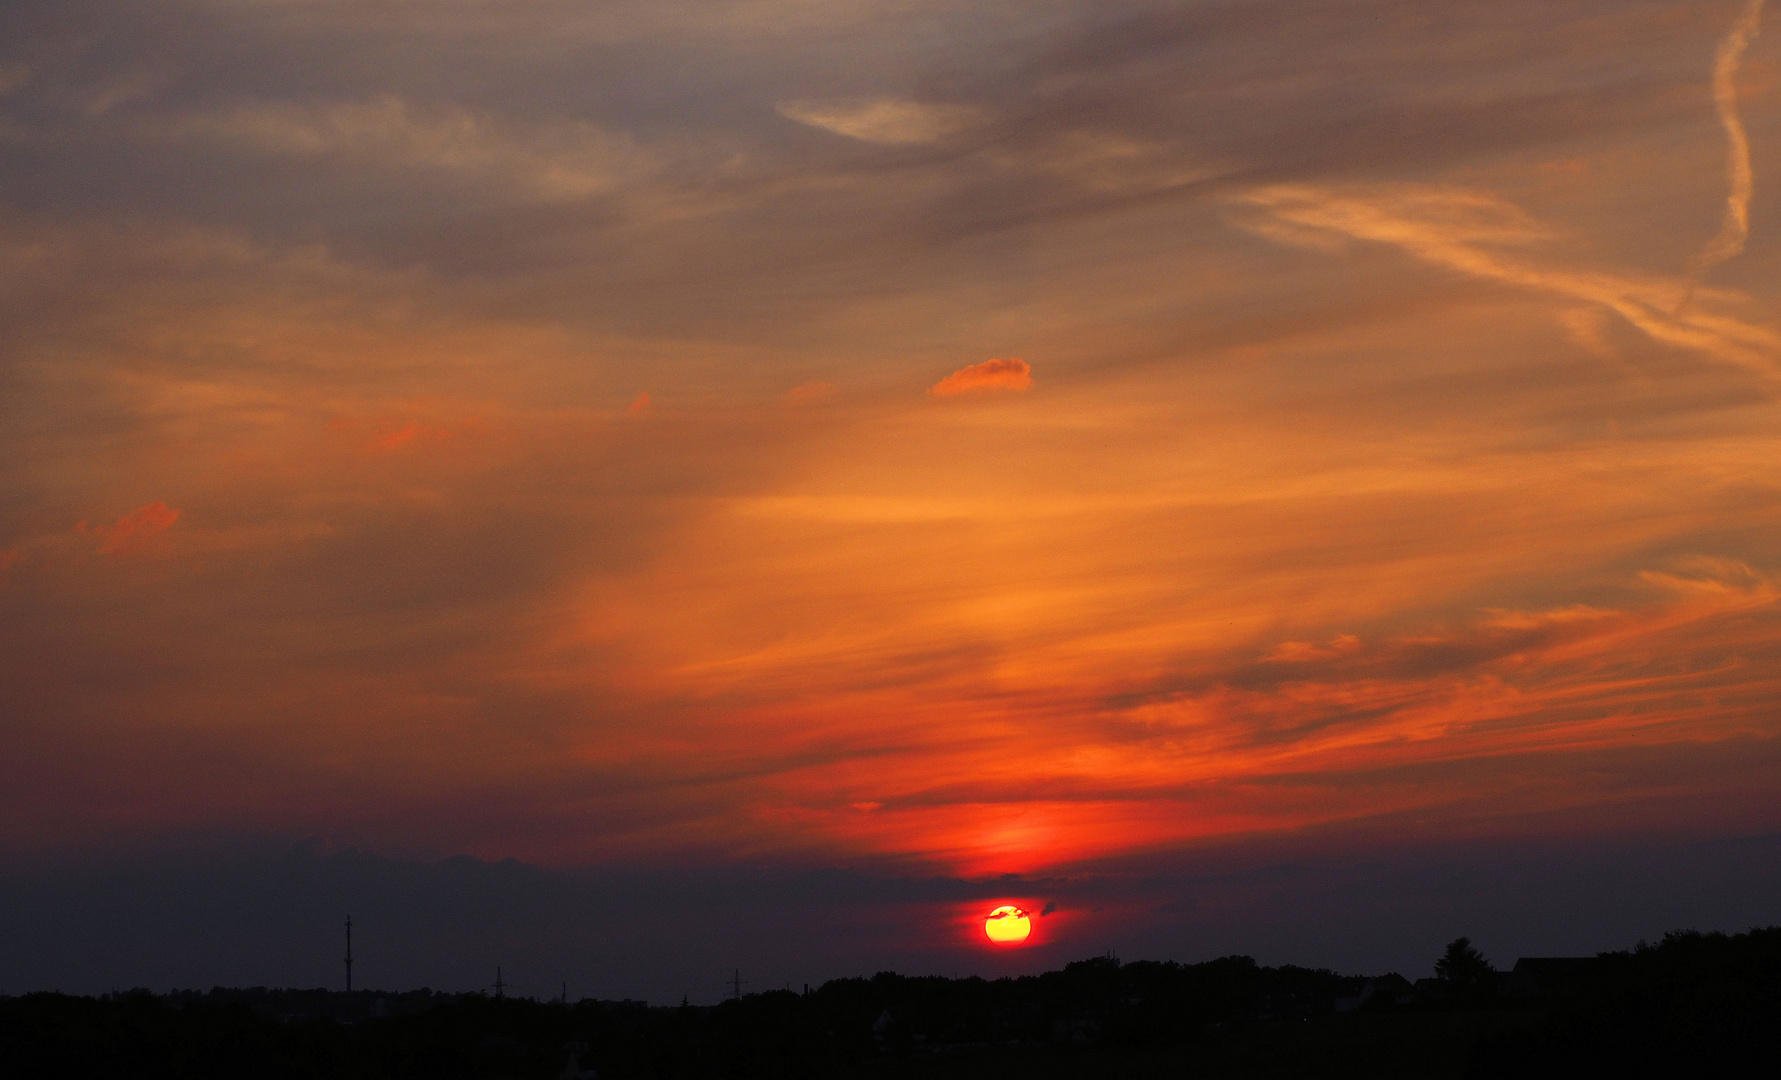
[1240,184,1781,380]
[1691,0,1767,275]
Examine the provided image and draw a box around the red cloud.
[627,391,652,416]
[92,502,180,554]
[928,358,1033,397]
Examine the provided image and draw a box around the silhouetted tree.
[1436,936,1496,1003]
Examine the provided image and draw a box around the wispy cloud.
[163,96,649,200]
[1692,0,1767,275]
[777,98,986,145]
[1236,184,1781,380]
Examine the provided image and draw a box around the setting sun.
[985,905,1032,945]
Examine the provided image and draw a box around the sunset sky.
[4,0,1781,999]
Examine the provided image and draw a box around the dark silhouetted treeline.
[2,927,1777,1078]
[1470,927,1781,1077]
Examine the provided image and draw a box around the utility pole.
[344,916,353,993]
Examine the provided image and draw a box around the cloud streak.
[162,96,648,201]
[1692,0,1768,275]
[1237,184,1781,380]
[777,99,986,145]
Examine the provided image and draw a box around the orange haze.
[2,0,1780,908]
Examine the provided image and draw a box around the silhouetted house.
[1412,977,1447,1003]
[1334,973,1413,1012]
[1500,957,1601,999]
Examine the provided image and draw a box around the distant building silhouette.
[1500,956,1602,999]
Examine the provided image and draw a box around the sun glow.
[984,905,1032,945]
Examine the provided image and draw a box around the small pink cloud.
[929,358,1033,397]
[627,392,651,416]
[92,502,180,554]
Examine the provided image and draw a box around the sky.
[3,0,1781,999]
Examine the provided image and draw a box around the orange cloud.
[928,358,1033,397]
[10,0,1781,894]
[91,502,180,554]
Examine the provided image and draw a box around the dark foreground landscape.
[5,928,1777,1079]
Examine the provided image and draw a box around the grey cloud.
[0,0,1731,325]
